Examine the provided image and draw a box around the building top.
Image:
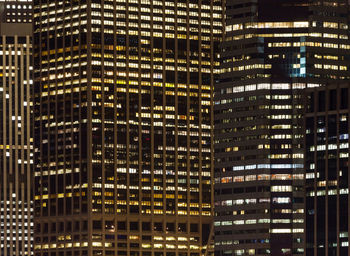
[0,0,32,23]
[0,1,32,36]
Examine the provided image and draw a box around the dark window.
[166,222,175,232]
[142,222,151,231]
[318,91,325,111]
[190,223,199,232]
[117,221,126,230]
[130,222,138,231]
[329,89,336,110]
[154,222,163,231]
[178,223,186,232]
[341,88,348,109]
[93,220,102,230]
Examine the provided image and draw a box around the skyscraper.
[33,1,222,255]
[305,83,350,256]
[0,1,33,255]
[214,0,350,255]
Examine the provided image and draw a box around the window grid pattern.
[33,0,222,255]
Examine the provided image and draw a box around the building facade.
[0,1,33,255]
[33,0,222,255]
[214,0,350,255]
[305,83,350,256]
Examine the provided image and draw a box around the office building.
[305,83,350,256]
[214,0,350,255]
[33,1,222,255]
[0,0,33,255]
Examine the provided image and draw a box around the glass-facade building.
[305,84,350,256]
[214,0,350,255]
[33,0,222,255]
[0,0,33,255]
